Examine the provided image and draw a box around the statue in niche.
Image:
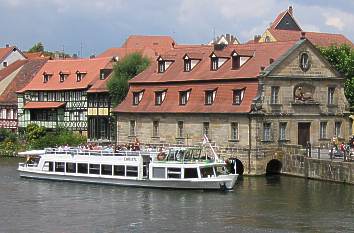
[294,85,314,102]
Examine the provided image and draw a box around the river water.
[0,158,353,233]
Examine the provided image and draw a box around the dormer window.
[59,71,69,83]
[233,89,245,105]
[43,72,52,83]
[179,90,191,105]
[76,71,86,82]
[211,56,218,71]
[155,90,167,105]
[205,89,216,105]
[232,52,240,69]
[132,91,144,105]
[3,61,7,67]
[184,57,191,72]
[158,60,165,73]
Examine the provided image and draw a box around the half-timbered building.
[17,57,114,135]
[0,58,47,131]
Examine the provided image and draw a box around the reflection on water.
[0,158,353,233]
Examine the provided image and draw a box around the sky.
[1,0,353,57]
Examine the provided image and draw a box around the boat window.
[215,166,228,176]
[43,161,53,172]
[101,164,112,175]
[89,164,100,174]
[184,168,198,178]
[167,168,181,179]
[66,163,76,173]
[78,163,88,174]
[200,167,214,178]
[126,166,138,177]
[55,162,65,172]
[113,165,125,176]
[153,167,165,178]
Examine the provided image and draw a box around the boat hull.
[18,170,238,190]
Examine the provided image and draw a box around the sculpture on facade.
[294,85,314,102]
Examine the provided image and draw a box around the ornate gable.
[264,39,340,78]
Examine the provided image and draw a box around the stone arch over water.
[227,158,244,175]
[266,159,282,175]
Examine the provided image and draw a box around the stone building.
[113,37,350,174]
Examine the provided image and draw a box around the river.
[0,158,353,233]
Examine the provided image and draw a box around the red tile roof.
[0,58,48,105]
[23,52,47,59]
[269,7,301,31]
[129,41,297,84]
[268,29,354,47]
[0,46,15,62]
[18,57,113,92]
[98,47,159,60]
[114,81,258,113]
[122,35,175,52]
[87,73,112,93]
[24,101,65,109]
[0,60,27,83]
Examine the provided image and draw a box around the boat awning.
[24,102,65,109]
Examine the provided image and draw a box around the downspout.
[248,114,252,174]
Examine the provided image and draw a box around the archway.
[227,158,244,175]
[266,159,282,175]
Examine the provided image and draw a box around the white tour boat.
[18,144,238,190]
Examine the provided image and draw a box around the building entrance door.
[298,122,311,147]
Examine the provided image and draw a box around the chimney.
[300,32,306,40]
[288,6,293,16]
[226,34,230,43]
[5,44,9,48]
[254,35,261,43]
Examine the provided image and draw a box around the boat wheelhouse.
[18,146,238,190]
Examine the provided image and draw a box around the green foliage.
[0,129,19,156]
[29,126,86,149]
[26,123,46,142]
[319,44,354,107]
[108,52,150,106]
[28,42,44,53]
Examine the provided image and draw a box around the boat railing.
[44,148,156,157]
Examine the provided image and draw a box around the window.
[233,89,244,105]
[153,120,159,137]
[155,91,166,105]
[184,59,191,72]
[89,164,100,174]
[76,72,85,82]
[129,120,136,136]
[2,61,7,67]
[203,122,210,140]
[299,52,310,72]
[328,87,335,105]
[271,86,279,104]
[177,121,184,138]
[158,60,165,73]
[200,167,214,178]
[167,168,181,179]
[184,168,198,178]
[133,91,143,105]
[77,163,88,174]
[114,165,125,176]
[66,163,76,173]
[211,57,218,70]
[230,122,239,140]
[205,90,215,105]
[43,74,51,83]
[126,166,138,177]
[335,122,341,137]
[320,122,327,139]
[232,55,240,69]
[263,123,272,141]
[133,92,140,105]
[265,36,271,43]
[55,162,65,172]
[43,161,53,172]
[179,90,190,105]
[101,164,112,175]
[279,122,287,141]
[59,73,67,82]
[153,167,165,178]
[30,109,57,121]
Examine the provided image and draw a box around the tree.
[107,52,150,106]
[28,42,44,53]
[319,44,354,107]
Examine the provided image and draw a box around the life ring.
[157,152,166,161]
